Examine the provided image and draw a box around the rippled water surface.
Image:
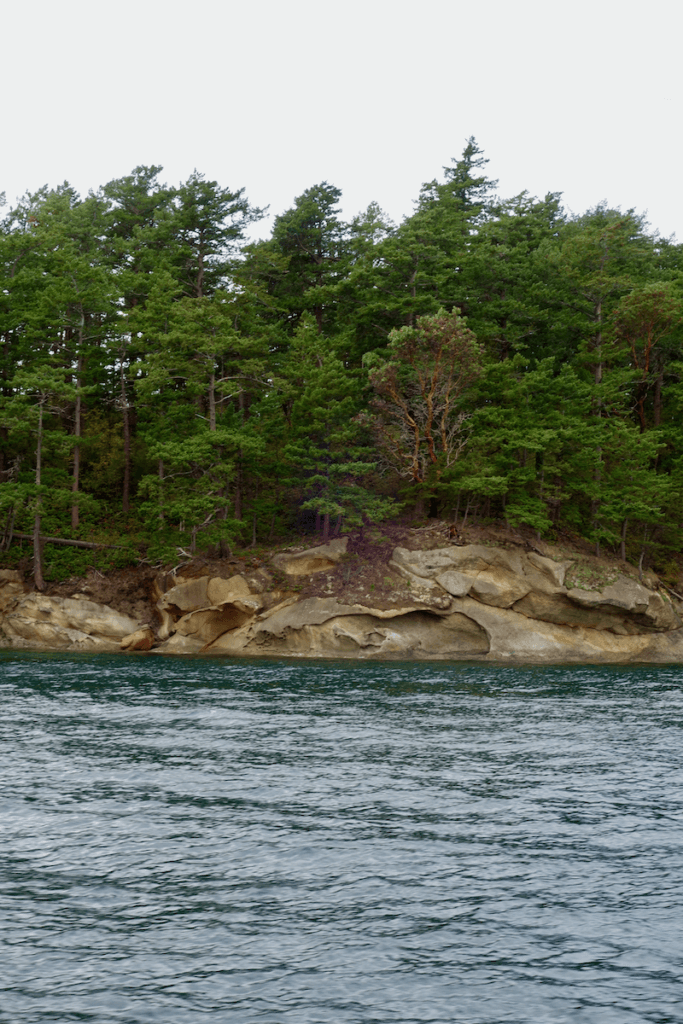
[1,653,683,1023]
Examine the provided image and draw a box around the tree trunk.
[1,507,16,552]
[0,427,6,480]
[71,356,83,530]
[12,533,125,550]
[322,513,330,544]
[593,301,603,386]
[653,371,664,427]
[158,459,164,522]
[208,371,216,432]
[234,459,243,520]
[121,359,131,513]
[196,248,204,298]
[620,518,628,562]
[591,300,603,558]
[33,401,45,591]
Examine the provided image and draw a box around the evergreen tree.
[266,182,349,333]
[283,317,393,541]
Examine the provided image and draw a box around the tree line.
[1,140,682,586]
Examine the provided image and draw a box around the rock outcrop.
[271,537,349,576]
[1,580,139,651]
[2,542,683,663]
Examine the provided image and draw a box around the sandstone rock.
[466,569,531,608]
[257,589,295,612]
[174,605,253,644]
[643,592,682,631]
[255,596,367,636]
[3,537,683,663]
[0,572,25,613]
[120,626,155,651]
[0,569,23,584]
[3,616,118,650]
[566,576,681,632]
[526,552,574,587]
[392,546,466,579]
[512,590,646,634]
[567,576,651,613]
[453,544,528,576]
[309,611,486,658]
[153,632,204,655]
[257,595,300,620]
[6,595,139,643]
[239,608,489,659]
[388,560,452,606]
[206,574,252,605]
[271,537,349,576]
[160,577,209,614]
[393,543,527,580]
[452,596,666,663]
[435,570,473,597]
[243,568,273,593]
[202,619,255,654]
[400,547,530,608]
[157,607,175,641]
[637,628,683,662]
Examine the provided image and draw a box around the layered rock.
[393,545,681,635]
[2,591,139,650]
[271,538,348,576]
[2,541,683,663]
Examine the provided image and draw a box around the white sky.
[3,0,682,241]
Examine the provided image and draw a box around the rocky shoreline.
[3,534,683,663]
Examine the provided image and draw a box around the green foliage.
[1,154,682,577]
[366,308,482,486]
[41,543,138,583]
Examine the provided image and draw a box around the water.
[1,654,682,1024]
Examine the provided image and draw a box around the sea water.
[1,652,682,1023]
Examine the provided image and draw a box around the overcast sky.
[3,0,681,241]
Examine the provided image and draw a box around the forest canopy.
[1,140,682,587]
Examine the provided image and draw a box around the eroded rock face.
[2,594,138,650]
[393,544,528,579]
[271,538,349,576]
[3,539,683,662]
[157,632,204,655]
[175,606,254,645]
[395,545,682,636]
[566,581,680,631]
[120,626,154,651]
[0,570,25,614]
[206,575,251,605]
[451,596,683,664]
[512,590,647,635]
[205,607,489,659]
[160,577,210,614]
